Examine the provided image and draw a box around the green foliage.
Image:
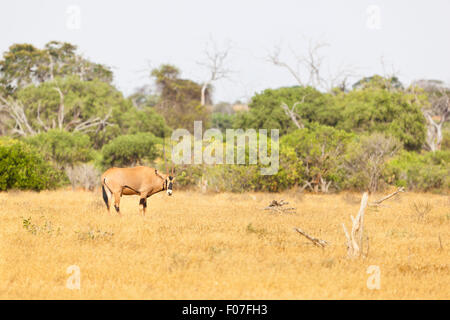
[281,124,354,191]
[14,76,132,147]
[12,76,169,148]
[384,150,450,192]
[332,86,427,150]
[343,133,401,192]
[152,64,210,132]
[0,41,112,96]
[210,113,235,134]
[0,138,66,190]
[25,130,93,168]
[128,85,159,108]
[116,106,171,138]
[101,133,160,168]
[234,86,331,135]
[352,75,404,91]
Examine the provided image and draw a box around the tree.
[117,106,171,138]
[198,39,232,106]
[0,76,138,148]
[0,41,112,96]
[233,86,331,135]
[281,124,354,193]
[344,133,401,192]
[151,64,210,132]
[25,129,93,169]
[411,80,450,151]
[101,133,160,168]
[128,84,159,108]
[352,75,404,91]
[267,38,355,92]
[332,82,427,150]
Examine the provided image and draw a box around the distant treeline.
[0,42,448,193]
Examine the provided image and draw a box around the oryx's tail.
[102,178,109,210]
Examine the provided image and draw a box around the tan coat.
[101,166,173,216]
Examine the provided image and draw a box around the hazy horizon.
[1,0,449,103]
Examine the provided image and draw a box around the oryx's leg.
[106,188,113,214]
[139,196,147,216]
[113,192,122,216]
[102,180,113,214]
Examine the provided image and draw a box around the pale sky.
[1,0,449,103]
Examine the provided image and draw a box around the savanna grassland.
[0,189,448,299]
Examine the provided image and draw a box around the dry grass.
[0,188,448,299]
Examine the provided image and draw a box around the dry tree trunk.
[342,192,369,258]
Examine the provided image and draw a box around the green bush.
[281,124,354,192]
[0,138,66,190]
[101,133,160,168]
[169,134,301,193]
[384,150,450,192]
[233,86,330,135]
[331,84,427,150]
[343,133,401,192]
[25,129,93,168]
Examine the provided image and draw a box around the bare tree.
[0,88,113,136]
[345,133,401,192]
[413,80,450,151]
[267,38,356,92]
[280,93,311,129]
[198,39,232,106]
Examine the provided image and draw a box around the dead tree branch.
[294,227,328,248]
[198,39,232,106]
[0,95,36,136]
[280,94,310,129]
[369,187,405,207]
[267,38,356,92]
[53,87,65,129]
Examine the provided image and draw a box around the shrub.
[332,85,427,150]
[281,124,354,192]
[233,86,331,135]
[384,150,450,192]
[0,138,66,190]
[25,129,93,169]
[101,133,160,168]
[344,133,401,192]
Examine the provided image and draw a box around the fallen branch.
[369,187,405,206]
[294,227,328,248]
[263,199,296,213]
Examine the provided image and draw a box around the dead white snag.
[343,192,369,258]
[294,228,328,248]
[369,187,405,207]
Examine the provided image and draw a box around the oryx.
[101,166,174,216]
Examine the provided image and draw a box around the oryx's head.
[165,175,174,196]
[155,168,175,196]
